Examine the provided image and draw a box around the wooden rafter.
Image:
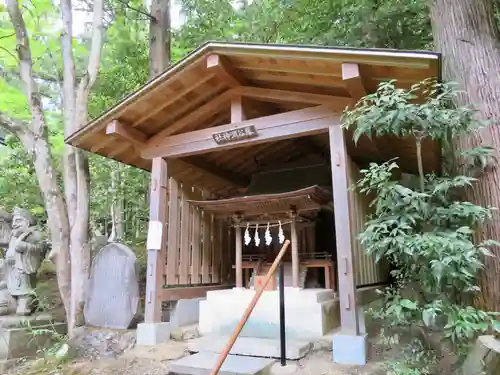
[342,63,367,103]
[101,120,241,189]
[108,143,131,159]
[146,89,234,145]
[141,105,340,159]
[185,156,250,187]
[131,74,215,128]
[207,54,247,87]
[234,86,351,107]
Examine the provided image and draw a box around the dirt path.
[12,340,386,375]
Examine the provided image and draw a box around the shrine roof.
[187,185,332,217]
[64,42,441,194]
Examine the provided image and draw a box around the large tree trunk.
[4,0,72,321]
[5,0,103,334]
[149,0,171,78]
[429,0,500,311]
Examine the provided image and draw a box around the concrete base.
[187,335,311,360]
[0,313,66,370]
[169,352,275,375]
[462,335,500,375]
[332,333,368,365]
[136,322,171,345]
[199,288,339,340]
[0,359,16,372]
[270,362,299,375]
[166,298,204,329]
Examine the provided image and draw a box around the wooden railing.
[209,239,291,375]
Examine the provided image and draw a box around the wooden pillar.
[234,217,243,288]
[145,157,168,323]
[290,214,299,288]
[329,125,359,335]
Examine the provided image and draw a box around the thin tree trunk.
[109,164,124,242]
[429,0,500,311]
[60,0,104,331]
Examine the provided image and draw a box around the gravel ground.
[9,339,388,375]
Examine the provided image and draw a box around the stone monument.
[84,242,139,329]
[0,208,44,316]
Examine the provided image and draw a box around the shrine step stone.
[187,336,311,360]
[168,352,275,375]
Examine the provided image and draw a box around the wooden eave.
[187,185,332,217]
[64,42,441,194]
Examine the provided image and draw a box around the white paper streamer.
[265,222,272,246]
[278,220,285,244]
[244,223,251,246]
[254,224,260,247]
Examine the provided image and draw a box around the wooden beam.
[145,157,168,323]
[231,96,248,122]
[185,156,250,187]
[159,284,233,301]
[141,106,340,159]
[169,158,242,189]
[106,120,148,146]
[329,126,360,335]
[342,63,367,102]
[234,86,352,108]
[147,89,234,146]
[207,54,247,87]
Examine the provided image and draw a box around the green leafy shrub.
[343,80,500,372]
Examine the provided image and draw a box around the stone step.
[169,352,275,375]
[187,335,311,360]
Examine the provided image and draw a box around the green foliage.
[346,81,500,370]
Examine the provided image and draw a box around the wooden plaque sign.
[212,125,258,145]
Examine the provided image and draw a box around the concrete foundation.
[187,335,311,360]
[136,322,170,345]
[0,313,66,371]
[169,352,275,375]
[332,333,368,365]
[461,335,500,375]
[199,288,339,340]
[166,297,204,329]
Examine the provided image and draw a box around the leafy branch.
[346,80,500,372]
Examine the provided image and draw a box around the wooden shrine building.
[65,42,441,362]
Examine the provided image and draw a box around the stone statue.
[0,208,11,252]
[0,208,44,316]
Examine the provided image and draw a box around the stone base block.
[169,352,275,375]
[136,322,171,345]
[166,298,204,329]
[200,288,338,340]
[332,333,368,365]
[462,335,500,375]
[0,313,66,369]
[187,335,311,360]
[0,359,16,372]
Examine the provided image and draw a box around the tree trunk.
[5,0,73,321]
[109,164,124,242]
[149,0,171,78]
[429,0,500,311]
[60,0,104,331]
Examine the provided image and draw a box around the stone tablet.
[84,243,139,329]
